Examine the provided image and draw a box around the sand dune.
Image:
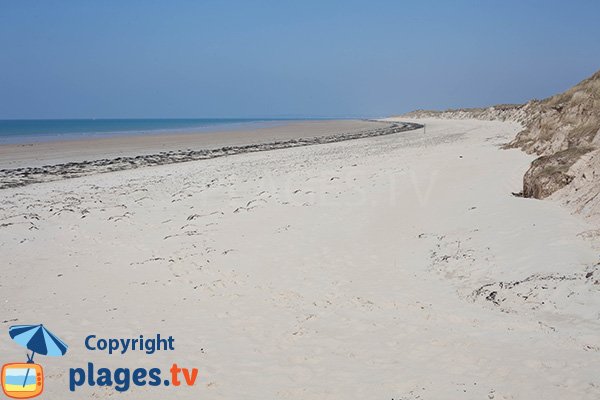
[1,118,598,399]
[401,69,600,224]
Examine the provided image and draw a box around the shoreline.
[0,120,389,169]
[0,120,382,169]
[0,120,422,189]
[0,118,295,145]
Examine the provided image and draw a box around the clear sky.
[1,0,600,119]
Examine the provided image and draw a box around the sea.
[0,118,295,144]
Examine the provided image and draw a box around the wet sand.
[0,120,389,169]
[0,120,421,189]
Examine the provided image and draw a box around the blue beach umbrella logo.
[9,324,68,360]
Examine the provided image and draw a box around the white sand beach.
[1,118,599,399]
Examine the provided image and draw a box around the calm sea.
[0,118,293,144]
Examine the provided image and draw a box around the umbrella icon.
[8,324,68,388]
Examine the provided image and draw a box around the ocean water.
[0,118,292,144]
[4,368,36,387]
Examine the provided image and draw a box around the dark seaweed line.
[0,122,423,189]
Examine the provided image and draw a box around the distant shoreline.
[0,119,422,189]
[0,118,318,145]
[0,120,389,169]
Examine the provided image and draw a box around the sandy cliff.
[403,69,600,222]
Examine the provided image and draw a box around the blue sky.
[1,0,600,119]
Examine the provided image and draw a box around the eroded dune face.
[402,69,600,221]
[510,70,600,156]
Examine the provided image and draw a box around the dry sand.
[1,118,599,399]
